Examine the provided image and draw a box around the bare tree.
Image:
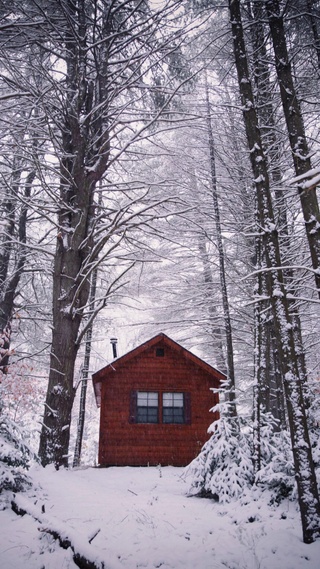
[0,104,39,373]
[26,0,191,467]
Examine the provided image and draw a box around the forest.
[1,0,320,563]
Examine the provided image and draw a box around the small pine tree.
[255,422,296,504]
[186,403,254,502]
[0,410,36,495]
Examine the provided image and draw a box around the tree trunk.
[249,0,301,427]
[73,265,98,468]
[253,225,266,472]
[250,0,308,402]
[228,0,320,543]
[197,233,227,374]
[306,0,320,71]
[38,0,168,467]
[38,149,101,467]
[0,166,35,373]
[205,76,238,421]
[265,0,320,299]
[39,0,110,467]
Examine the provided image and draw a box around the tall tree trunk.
[251,0,308,399]
[38,132,103,467]
[306,0,320,71]
[197,233,227,374]
[265,0,320,299]
[228,0,320,543]
[205,76,238,421]
[38,0,168,467]
[73,265,98,468]
[38,1,110,467]
[250,0,305,426]
[253,223,267,472]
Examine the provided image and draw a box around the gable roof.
[92,333,226,406]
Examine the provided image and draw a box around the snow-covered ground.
[1,465,320,569]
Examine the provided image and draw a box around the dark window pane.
[156,348,164,357]
[137,407,148,423]
[163,407,184,424]
[163,408,172,423]
[147,407,158,423]
[137,406,158,423]
[173,408,184,422]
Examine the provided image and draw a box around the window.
[136,391,158,423]
[156,347,164,357]
[163,392,184,424]
[129,391,191,425]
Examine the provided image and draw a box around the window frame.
[129,390,191,425]
[163,392,184,424]
[136,391,159,424]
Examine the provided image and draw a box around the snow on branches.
[186,411,254,503]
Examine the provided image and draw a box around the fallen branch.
[88,528,101,544]
[11,494,105,569]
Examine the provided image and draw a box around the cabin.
[92,333,226,467]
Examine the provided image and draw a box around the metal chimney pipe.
[110,337,118,359]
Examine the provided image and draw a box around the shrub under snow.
[186,414,254,502]
[255,426,296,504]
[0,412,36,495]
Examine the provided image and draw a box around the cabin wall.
[98,341,220,467]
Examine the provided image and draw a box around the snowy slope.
[0,465,320,569]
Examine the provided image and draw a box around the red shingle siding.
[95,336,222,467]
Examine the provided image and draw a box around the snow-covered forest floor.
[1,465,320,569]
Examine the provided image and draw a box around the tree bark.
[73,265,98,468]
[197,233,227,374]
[38,0,179,467]
[306,0,320,71]
[265,0,320,299]
[205,76,238,421]
[250,0,308,404]
[228,0,320,543]
[0,165,35,373]
[39,0,110,467]
[249,0,306,427]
